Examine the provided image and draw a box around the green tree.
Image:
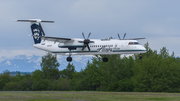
[54,78,71,91]
[3,70,10,75]
[0,73,11,90]
[64,63,76,79]
[98,55,134,91]
[132,45,180,92]
[71,72,84,90]
[83,60,101,90]
[80,54,135,91]
[19,74,32,91]
[3,82,21,91]
[31,70,43,81]
[40,53,60,80]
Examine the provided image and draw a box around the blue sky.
[0,0,180,72]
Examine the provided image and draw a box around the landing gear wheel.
[67,57,72,62]
[103,57,108,62]
[138,54,142,59]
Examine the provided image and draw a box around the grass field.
[0,91,180,101]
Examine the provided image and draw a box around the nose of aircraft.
[140,45,147,53]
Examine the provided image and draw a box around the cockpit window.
[128,42,139,45]
[129,42,134,45]
[134,42,139,44]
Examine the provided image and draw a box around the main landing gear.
[67,56,72,62]
[67,50,72,62]
[103,56,108,62]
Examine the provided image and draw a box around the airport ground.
[0,91,180,101]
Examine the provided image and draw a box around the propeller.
[117,33,126,40]
[117,33,145,40]
[78,32,94,52]
[117,33,121,40]
[123,33,126,39]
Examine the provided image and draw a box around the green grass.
[0,91,180,101]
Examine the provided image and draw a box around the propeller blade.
[81,44,86,51]
[89,41,94,43]
[123,33,126,39]
[78,41,84,43]
[82,32,85,39]
[87,44,91,52]
[87,32,91,39]
[118,33,121,40]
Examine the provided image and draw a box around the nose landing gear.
[138,54,142,59]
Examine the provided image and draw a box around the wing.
[32,35,74,43]
[126,38,145,40]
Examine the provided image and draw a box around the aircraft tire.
[67,57,72,62]
[138,54,142,59]
[103,57,108,62]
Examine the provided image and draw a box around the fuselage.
[17,19,147,62]
[33,38,146,55]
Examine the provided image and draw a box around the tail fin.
[16,19,54,44]
[31,23,43,44]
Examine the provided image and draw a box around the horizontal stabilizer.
[16,19,54,23]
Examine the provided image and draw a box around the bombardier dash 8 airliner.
[17,19,146,62]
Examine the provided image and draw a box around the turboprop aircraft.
[17,19,146,62]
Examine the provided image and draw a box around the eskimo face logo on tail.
[33,29,40,40]
[31,24,42,44]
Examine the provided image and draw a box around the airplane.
[16,19,147,62]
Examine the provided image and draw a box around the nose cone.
[140,45,147,53]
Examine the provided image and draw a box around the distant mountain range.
[0,54,92,73]
[9,71,33,76]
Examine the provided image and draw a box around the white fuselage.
[33,38,146,55]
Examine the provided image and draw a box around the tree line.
[0,42,180,92]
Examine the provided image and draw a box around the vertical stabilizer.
[16,19,54,44]
[31,23,43,44]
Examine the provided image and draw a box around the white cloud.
[5,61,12,65]
[13,64,19,68]
[73,55,91,65]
